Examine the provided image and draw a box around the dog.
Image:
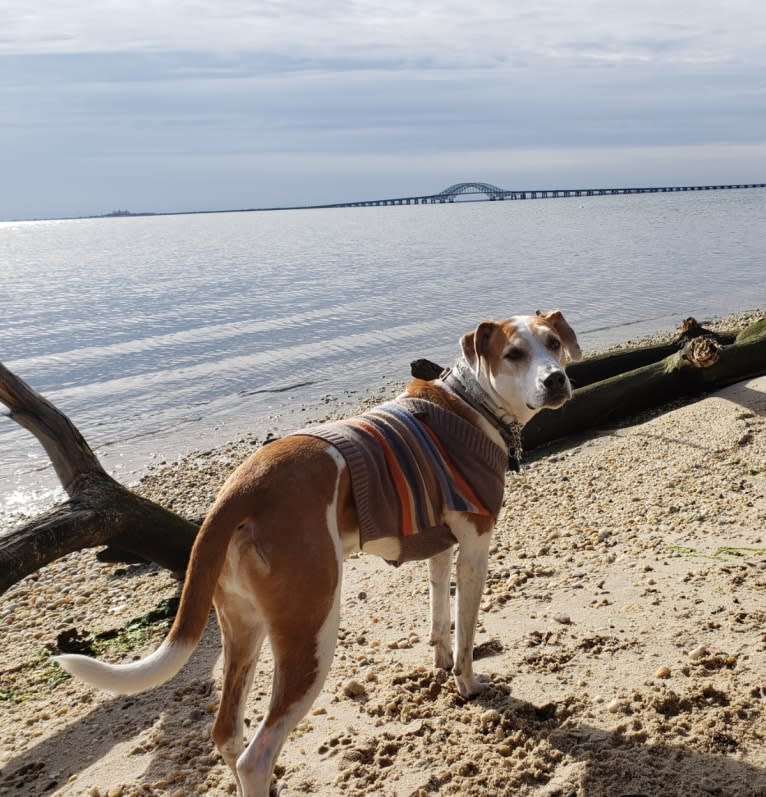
[55,310,581,797]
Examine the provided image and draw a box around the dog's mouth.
[545,392,571,408]
[528,384,572,411]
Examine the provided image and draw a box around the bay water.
[2,189,765,522]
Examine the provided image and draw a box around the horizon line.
[4,179,765,223]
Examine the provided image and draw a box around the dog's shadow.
[4,627,766,796]
[0,616,224,795]
[468,679,766,797]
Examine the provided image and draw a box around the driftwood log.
[0,363,197,595]
[411,318,766,449]
[523,318,766,448]
[1,317,765,595]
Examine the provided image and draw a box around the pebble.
[341,679,367,698]
[688,644,708,661]
[655,665,672,679]
[480,709,501,726]
[606,698,624,714]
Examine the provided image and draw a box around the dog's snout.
[543,370,566,390]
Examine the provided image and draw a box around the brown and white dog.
[55,311,581,797]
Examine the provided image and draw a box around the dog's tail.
[54,487,246,695]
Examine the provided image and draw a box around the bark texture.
[0,365,198,595]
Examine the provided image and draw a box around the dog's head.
[460,310,581,425]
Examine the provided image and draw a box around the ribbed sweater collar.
[438,360,523,471]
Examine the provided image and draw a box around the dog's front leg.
[453,530,492,698]
[428,547,454,670]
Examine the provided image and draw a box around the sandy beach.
[2,318,766,797]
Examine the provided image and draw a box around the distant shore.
[4,180,765,223]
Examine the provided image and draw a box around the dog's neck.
[440,358,523,472]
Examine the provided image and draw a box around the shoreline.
[135,307,764,520]
[1,307,763,529]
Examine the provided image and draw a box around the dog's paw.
[454,672,488,699]
[431,641,453,671]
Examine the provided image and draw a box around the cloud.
[3,1,765,68]
[1,1,765,218]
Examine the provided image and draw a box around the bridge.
[314,181,766,209]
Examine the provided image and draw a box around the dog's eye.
[548,337,561,351]
[505,347,525,361]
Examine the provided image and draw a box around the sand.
[2,343,766,796]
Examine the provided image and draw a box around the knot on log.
[682,336,722,368]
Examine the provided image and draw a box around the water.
[2,189,765,521]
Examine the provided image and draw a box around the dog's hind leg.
[212,591,267,790]
[235,586,341,797]
[452,523,492,699]
[235,446,347,797]
[428,547,454,670]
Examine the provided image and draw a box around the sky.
[2,1,765,220]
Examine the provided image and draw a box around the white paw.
[431,640,454,670]
[454,672,489,699]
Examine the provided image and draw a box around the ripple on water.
[2,191,765,519]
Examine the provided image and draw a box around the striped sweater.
[293,397,507,565]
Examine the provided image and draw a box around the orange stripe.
[418,421,490,516]
[350,419,415,535]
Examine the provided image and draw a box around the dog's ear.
[460,330,477,366]
[461,321,498,367]
[538,310,582,362]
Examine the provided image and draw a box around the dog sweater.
[292,398,507,565]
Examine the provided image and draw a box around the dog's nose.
[543,370,566,389]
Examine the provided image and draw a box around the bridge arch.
[437,182,506,200]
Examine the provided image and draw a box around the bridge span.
[315,181,766,209]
